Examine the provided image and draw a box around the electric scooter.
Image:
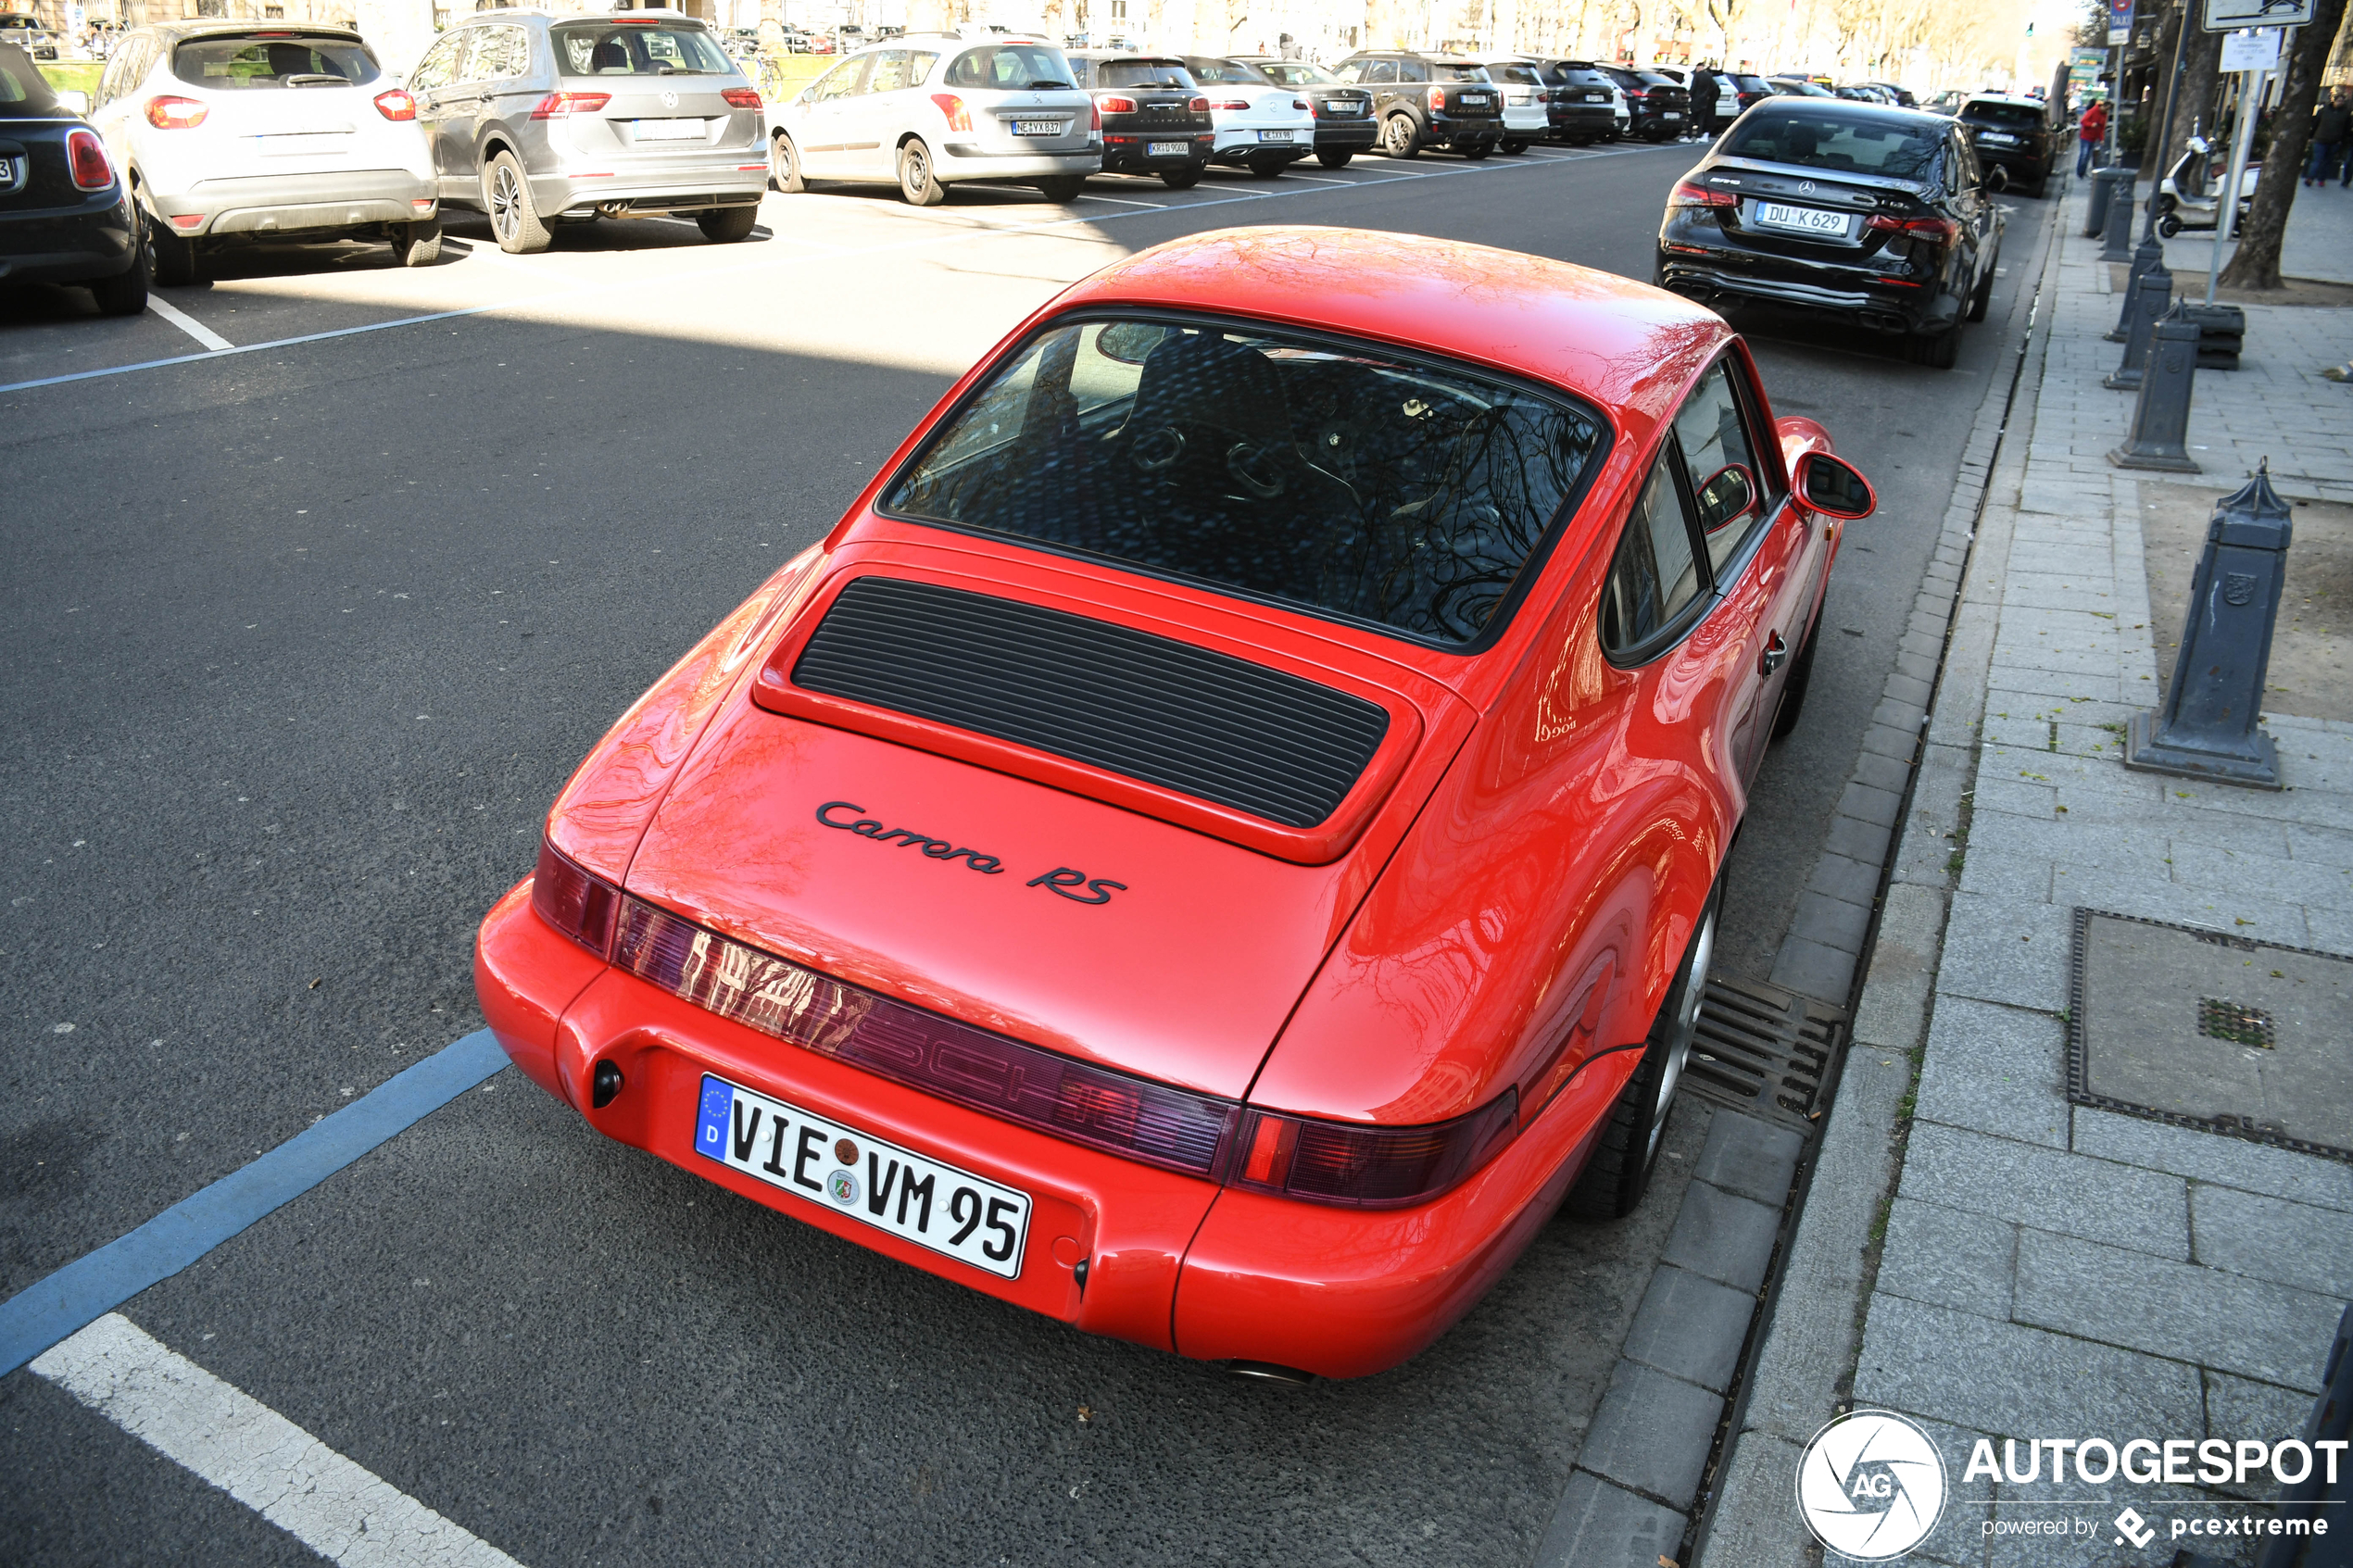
[2153,135,2259,238]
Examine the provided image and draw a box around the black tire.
[1246,154,1288,179]
[88,252,147,317]
[1159,164,1202,189]
[146,213,197,286]
[697,205,758,242]
[484,149,551,254]
[1570,134,1595,146]
[1905,323,1960,369]
[1380,112,1421,159]
[1500,137,1528,155]
[1035,174,1085,202]
[1642,122,1667,143]
[390,221,442,267]
[1770,617,1819,741]
[1460,140,1492,160]
[899,138,948,206]
[770,132,805,194]
[2156,213,2182,239]
[1316,148,1353,169]
[1565,882,1719,1220]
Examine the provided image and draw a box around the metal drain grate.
[1681,974,1845,1136]
[2197,997,2275,1049]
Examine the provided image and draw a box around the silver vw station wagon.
[409,6,767,252]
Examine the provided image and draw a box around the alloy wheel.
[490,163,521,245]
[1647,905,1716,1159]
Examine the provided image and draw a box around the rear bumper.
[1426,113,1500,146]
[1099,133,1212,172]
[1209,127,1311,162]
[1973,144,2049,179]
[149,169,435,237]
[1655,246,1959,332]
[538,163,767,216]
[1311,120,1378,151]
[476,879,1626,1378]
[0,194,138,283]
[935,144,1099,180]
[1547,106,1613,137]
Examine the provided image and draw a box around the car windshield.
[1186,56,1265,83]
[880,318,1604,646]
[1432,63,1490,82]
[1485,62,1541,85]
[1963,100,2044,129]
[1092,57,1191,87]
[171,34,380,88]
[945,43,1071,89]
[554,22,732,76]
[1253,59,1336,85]
[1722,107,1942,178]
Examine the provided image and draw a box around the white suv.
[1459,56,1552,154]
[87,19,435,283]
[767,31,1098,206]
[1180,56,1314,178]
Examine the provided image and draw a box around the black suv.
[1597,65,1689,141]
[1233,56,1378,168]
[1533,59,1620,144]
[1954,94,2053,195]
[1329,51,1502,158]
[1067,53,1214,187]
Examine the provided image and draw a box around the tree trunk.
[2219,0,2351,290]
[759,0,782,47]
[2142,0,2183,158]
[2161,19,2222,181]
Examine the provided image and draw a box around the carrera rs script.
[814,801,1126,905]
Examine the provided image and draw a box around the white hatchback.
[767,31,1098,206]
[86,19,436,283]
[1180,56,1314,177]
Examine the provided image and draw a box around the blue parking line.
[0,1030,509,1378]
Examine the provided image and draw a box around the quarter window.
[1600,455,1705,658]
[864,49,912,94]
[1361,59,1395,84]
[1670,360,1767,575]
[469,24,530,81]
[408,31,464,92]
[809,55,869,102]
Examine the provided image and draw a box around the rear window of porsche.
[878,317,1606,648]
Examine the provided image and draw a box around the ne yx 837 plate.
[694,1074,1031,1277]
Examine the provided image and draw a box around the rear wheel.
[1499,137,1528,155]
[1159,164,1202,189]
[484,150,551,254]
[1905,323,1960,369]
[390,220,441,267]
[770,131,805,193]
[1566,883,1719,1220]
[698,205,758,241]
[145,213,197,286]
[1380,112,1421,159]
[1035,174,1085,202]
[1316,148,1353,169]
[88,252,147,317]
[899,138,947,206]
[1246,154,1288,179]
[2156,212,2182,239]
[1460,140,1492,160]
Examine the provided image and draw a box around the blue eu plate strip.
[0,1029,510,1378]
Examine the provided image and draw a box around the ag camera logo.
[1796,1410,1948,1560]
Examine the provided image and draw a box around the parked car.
[0,41,144,312]
[1654,97,2001,368]
[1329,49,1502,159]
[1729,70,1774,113]
[1655,66,1737,128]
[1066,51,1210,188]
[772,34,1097,205]
[1525,57,1617,145]
[1955,93,2053,195]
[1595,64,1687,141]
[85,19,437,283]
[1229,55,1376,168]
[1454,54,1553,154]
[1180,55,1313,178]
[1920,89,1965,116]
[0,13,56,60]
[1767,76,1835,98]
[404,9,765,253]
[476,222,1878,1382]
[1863,81,1916,107]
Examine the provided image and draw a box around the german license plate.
[1013,119,1067,135]
[1458,94,1490,107]
[1981,132,2017,144]
[634,119,705,141]
[1663,110,1681,119]
[1147,140,1187,157]
[1755,201,1849,237]
[694,1073,1031,1279]
[1257,128,1295,142]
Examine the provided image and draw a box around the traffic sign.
[2204,0,2312,31]
[2220,26,2283,68]
[2108,0,2136,45]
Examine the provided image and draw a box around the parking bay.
[0,145,2054,1566]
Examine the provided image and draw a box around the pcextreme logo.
[1795,1410,1948,1561]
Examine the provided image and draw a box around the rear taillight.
[1293,96,1310,111]
[1428,85,1446,110]
[1867,212,1960,244]
[723,86,761,109]
[145,95,208,130]
[372,88,416,121]
[1227,1093,1519,1209]
[1089,100,1101,132]
[929,92,971,131]
[1670,179,1736,207]
[529,92,610,119]
[65,128,113,191]
[1211,97,1249,110]
[532,838,621,958]
[1627,88,1649,100]
[1099,94,1136,113]
[1188,94,1209,112]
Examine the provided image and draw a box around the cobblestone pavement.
[1702,178,2353,1566]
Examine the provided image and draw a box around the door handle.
[1759,632,1788,677]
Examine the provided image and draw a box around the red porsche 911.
[475,226,1876,1381]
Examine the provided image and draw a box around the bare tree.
[2220,0,2351,289]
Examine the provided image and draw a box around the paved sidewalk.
[1699,179,2353,1566]
[2151,164,2353,289]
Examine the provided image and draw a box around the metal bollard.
[2086,164,2128,238]
[2256,1302,2353,1568]
[2108,233,2164,342]
[2124,463,2292,790]
[2100,170,2137,262]
[2109,304,2202,470]
[2103,258,2172,389]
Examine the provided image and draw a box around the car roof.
[1053,227,1724,445]
[1745,96,1953,129]
[1962,93,2044,107]
[136,19,366,42]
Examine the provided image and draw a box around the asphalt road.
[0,141,2054,1566]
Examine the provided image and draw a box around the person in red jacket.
[2076,98,2108,179]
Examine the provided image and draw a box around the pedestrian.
[2076,97,2108,178]
[2306,86,2348,188]
[1690,61,1718,140]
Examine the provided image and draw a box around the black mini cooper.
[1328,50,1502,158]
[0,43,144,315]
[1067,53,1213,188]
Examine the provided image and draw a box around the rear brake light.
[372,88,416,121]
[65,128,113,191]
[145,95,208,130]
[1098,94,1136,113]
[1428,85,1446,110]
[1211,97,1249,110]
[530,92,610,119]
[1188,95,1209,112]
[1293,97,1310,111]
[929,92,971,132]
[1867,212,1959,243]
[1089,100,1101,132]
[722,86,761,109]
[532,838,621,958]
[1671,179,1736,207]
[1227,1093,1520,1209]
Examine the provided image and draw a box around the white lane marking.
[1074,192,1165,207]
[144,295,233,353]
[1278,172,1354,185]
[34,1314,526,1568]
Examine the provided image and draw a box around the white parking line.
[1074,192,1165,207]
[144,295,233,353]
[34,1313,527,1568]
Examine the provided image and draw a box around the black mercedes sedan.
[1231,56,1378,168]
[1654,98,2001,369]
[0,43,145,316]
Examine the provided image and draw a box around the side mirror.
[1800,452,1876,520]
[1693,462,1755,532]
[1983,164,2007,194]
[57,88,91,115]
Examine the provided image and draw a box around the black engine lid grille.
[791,577,1392,830]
